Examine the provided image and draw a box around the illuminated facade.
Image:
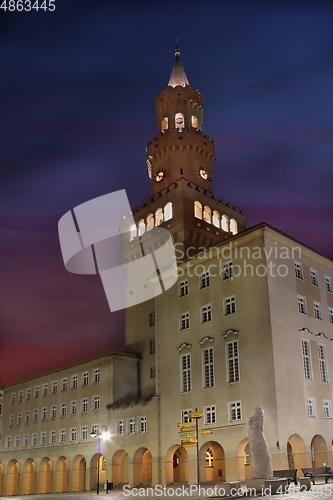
[0,47,332,496]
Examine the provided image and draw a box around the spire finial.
[168,42,189,88]
[175,37,180,55]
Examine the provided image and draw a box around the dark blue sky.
[1,0,332,385]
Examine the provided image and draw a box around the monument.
[248,407,273,479]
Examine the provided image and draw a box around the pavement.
[1,483,332,500]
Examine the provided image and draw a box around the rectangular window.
[70,400,77,415]
[91,424,99,435]
[116,418,125,436]
[323,400,332,419]
[33,409,38,422]
[200,271,210,289]
[82,371,89,386]
[50,430,56,444]
[222,262,233,280]
[93,368,100,383]
[61,378,68,391]
[34,386,39,398]
[325,275,333,293]
[18,391,23,403]
[179,312,190,330]
[14,435,20,448]
[307,398,316,417]
[51,405,57,419]
[294,261,303,279]
[81,425,88,441]
[310,269,318,286]
[60,429,66,443]
[32,433,38,446]
[229,401,242,421]
[149,312,155,327]
[301,340,312,380]
[40,431,47,445]
[17,412,22,425]
[181,409,192,424]
[26,388,31,401]
[128,417,136,434]
[51,381,57,394]
[150,339,155,354]
[92,395,100,411]
[61,402,67,417]
[179,280,189,297]
[81,398,88,413]
[329,307,333,324]
[227,340,240,383]
[204,405,216,425]
[70,427,77,442]
[138,415,147,433]
[203,347,214,388]
[10,414,14,426]
[297,295,307,314]
[42,383,48,396]
[318,344,329,383]
[42,407,47,421]
[313,301,322,320]
[71,375,78,389]
[6,436,11,449]
[25,411,30,424]
[201,304,212,323]
[224,296,236,315]
[11,392,15,404]
[23,434,29,447]
[150,366,156,378]
[181,353,191,392]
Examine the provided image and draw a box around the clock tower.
[123,46,246,260]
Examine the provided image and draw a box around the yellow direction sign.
[177,422,196,428]
[181,440,197,447]
[199,429,213,435]
[185,434,197,440]
[189,411,202,418]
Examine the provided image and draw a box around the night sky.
[1,0,332,386]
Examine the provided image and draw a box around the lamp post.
[90,425,109,494]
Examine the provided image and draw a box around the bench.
[301,467,333,485]
[273,469,298,486]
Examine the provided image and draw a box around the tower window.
[138,219,145,236]
[161,116,168,132]
[146,213,154,231]
[164,202,173,221]
[230,219,238,235]
[221,214,229,232]
[155,208,163,226]
[191,115,199,129]
[175,112,185,131]
[194,201,203,219]
[203,206,212,224]
[129,224,137,241]
[212,210,220,227]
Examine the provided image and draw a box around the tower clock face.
[154,169,166,184]
[198,167,210,181]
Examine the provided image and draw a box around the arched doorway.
[72,455,86,491]
[200,441,225,482]
[133,448,152,486]
[90,453,106,491]
[287,434,307,473]
[22,458,36,495]
[39,457,52,493]
[236,438,252,482]
[0,462,3,496]
[311,435,328,467]
[55,456,69,492]
[112,449,129,486]
[6,460,20,496]
[165,445,188,484]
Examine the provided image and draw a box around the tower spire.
[168,43,189,88]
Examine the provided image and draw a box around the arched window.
[129,224,137,241]
[191,115,199,129]
[161,117,168,132]
[194,201,202,219]
[203,205,212,224]
[230,219,238,235]
[175,112,185,131]
[206,448,214,468]
[146,213,154,231]
[244,443,250,465]
[212,210,220,227]
[221,214,229,232]
[138,219,145,236]
[164,202,173,221]
[155,208,163,226]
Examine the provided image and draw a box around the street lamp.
[90,425,110,494]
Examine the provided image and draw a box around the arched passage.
[112,449,129,487]
[0,462,3,497]
[72,455,86,492]
[133,447,152,486]
[90,453,106,491]
[6,460,20,496]
[200,441,225,482]
[22,458,36,495]
[287,434,307,473]
[311,435,328,467]
[165,444,188,484]
[55,456,69,493]
[39,457,52,494]
[236,438,252,482]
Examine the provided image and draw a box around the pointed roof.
[168,45,189,87]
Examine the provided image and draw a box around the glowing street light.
[90,425,110,494]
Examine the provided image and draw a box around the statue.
[248,407,273,479]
